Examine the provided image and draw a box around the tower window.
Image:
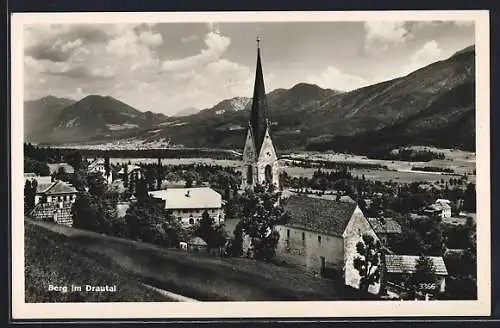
[302,232,305,242]
[318,235,322,244]
[247,165,253,184]
[265,164,273,183]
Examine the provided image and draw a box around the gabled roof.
[384,255,448,275]
[188,236,207,246]
[36,180,78,195]
[149,187,222,210]
[249,41,270,154]
[282,195,358,237]
[118,164,142,174]
[367,217,402,234]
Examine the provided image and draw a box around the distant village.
[23,41,477,302]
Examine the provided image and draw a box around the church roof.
[282,194,358,237]
[249,39,270,154]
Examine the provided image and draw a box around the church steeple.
[241,37,279,191]
[249,36,269,154]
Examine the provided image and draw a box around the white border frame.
[11,10,491,319]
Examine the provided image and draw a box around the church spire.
[249,36,269,154]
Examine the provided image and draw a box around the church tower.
[241,37,279,190]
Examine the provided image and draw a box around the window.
[318,235,322,244]
[287,229,290,239]
[302,232,305,242]
[247,165,253,184]
[265,165,273,183]
[189,218,194,225]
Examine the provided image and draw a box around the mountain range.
[24,45,476,153]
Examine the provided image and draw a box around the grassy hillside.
[26,220,373,301]
[25,221,169,302]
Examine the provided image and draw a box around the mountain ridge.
[25,44,475,153]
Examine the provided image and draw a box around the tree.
[185,175,194,188]
[134,178,149,202]
[125,196,181,246]
[405,256,437,300]
[353,233,382,293]
[463,183,476,212]
[71,191,118,234]
[156,157,163,190]
[24,179,37,214]
[87,172,108,197]
[234,183,290,261]
[104,156,111,180]
[65,151,83,171]
[123,165,129,190]
[195,210,227,251]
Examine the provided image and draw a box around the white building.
[87,158,113,184]
[149,187,224,226]
[274,194,382,294]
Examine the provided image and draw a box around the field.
[26,219,369,302]
[104,147,475,185]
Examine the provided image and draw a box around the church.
[241,38,280,190]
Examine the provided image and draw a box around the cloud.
[138,30,163,47]
[181,34,199,43]
[306,66,369,92]
[364,21,411,52]
[161,31,231,72]
[402,40,443,74]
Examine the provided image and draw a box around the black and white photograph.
[11,11,490,319]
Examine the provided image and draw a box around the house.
[383,255,448,296]
[34,180,78,206]
[187,237,208,252]
[87,158,113,184]
[149,187,223,226]
[47,162,75,175]
[274,194,380,293]
[422,200,452,219]
[29,180,77,226]
[367,217,402,245]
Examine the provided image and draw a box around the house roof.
[384,255,448,275]
[188,236,207,246]
[367,217,402,234]
[47,163,75,174]
[149,187,222,210]
[282,195,358,237]
[36,180,78,195]
[118,164,142,174]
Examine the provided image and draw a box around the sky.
[23,20,474,115]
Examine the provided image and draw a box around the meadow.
[104,147,475,185]
[26,219,369,302]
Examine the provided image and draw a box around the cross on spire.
[256,36,260,48]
